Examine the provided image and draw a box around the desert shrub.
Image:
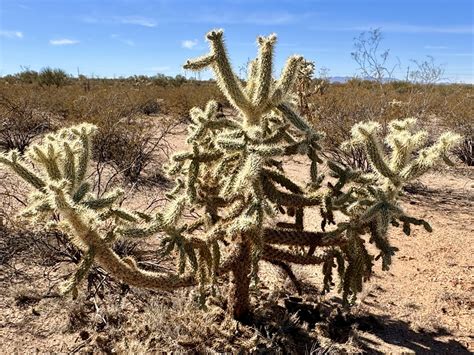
[92,115,175,184]
[38,67,69,87]
[151,73,172,87]
[62,90,174,184]
[16,67,40,84]
[430,84,474,166]
[138,98,162,115]
[389,80,413,94]
[459,140,473,166]
[450,123,473,167]
[156,83,226,121]
[0,83,178,184]
[0,93,52,153]
[310,82,386,170]
[0,30,462,324]
[351,28,398,86]
[0,70,226,127]
[309,79,474,168]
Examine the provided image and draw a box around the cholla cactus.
[294,60,327,120]
[0,30,461,321]
[0,124,198,297]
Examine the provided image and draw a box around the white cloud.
[116,16,157,27]
[111,34,134,46]
[198,12,296,25]
[434,52,473,57]
[424,45,448,50]
[49,38,79,46]
[181,39,198,49]
[0,30,23,39]
[82,11,318,27]
[83,15,157,27]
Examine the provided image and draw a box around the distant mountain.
[328,76,352,83]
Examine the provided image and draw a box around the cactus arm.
[261,175,322,207]
[352,122,398,182]
[81,188,124,210]
[277,102,313,133]
[182,54,216,71]
[245,59,258,97]
[30,144,62,181]
[270,55,303,105]
[0,152,46,191]
[401,132,461,180]
[49,184,197,290]
[252,34,276,107]
[184,29,251,115]
[60,247,96,296]
[74,125,94,184]
[261,168,303,193]
[62,142,77,191]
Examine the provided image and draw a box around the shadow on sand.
[259,295,471,354]
[351,314,471,354]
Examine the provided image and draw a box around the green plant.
[16,66,39,84]
[0,30,461,321]
[38,67,69,87]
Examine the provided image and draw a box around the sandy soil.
[351,170,473,353]
[0,127,472,353]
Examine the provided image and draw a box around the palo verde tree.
[0,29,461,320]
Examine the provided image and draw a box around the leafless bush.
[92,115,176,187]
[138,98,162,115]
[351,28,399,87]
[408,56,444,85]
[0,94,52,153]
[454,138,473,166]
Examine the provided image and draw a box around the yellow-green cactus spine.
[184,29,304,127]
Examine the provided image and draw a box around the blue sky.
[0,0,473,82]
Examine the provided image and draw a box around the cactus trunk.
[228,238,251,321]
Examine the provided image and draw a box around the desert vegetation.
[0,29,472,353]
